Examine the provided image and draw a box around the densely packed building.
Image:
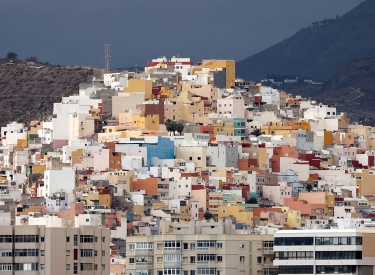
[1,56,375,274]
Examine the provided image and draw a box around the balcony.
[135,249,154,255]
[164,247,182,254]
[135,262,153,268]
[262,247,273,254]
[164,262,182,268]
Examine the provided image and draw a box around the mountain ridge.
[236,0,375,82]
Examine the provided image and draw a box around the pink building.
[262,183,292,205]
[217,97,245,118]
[57,202,85,221]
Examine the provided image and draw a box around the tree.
[306,184,313,192]
[25,55,38,62]
[176,122,184,136]
[250,128,264,137]
[165,119,177,136]
[204,212,213,220]
[246,196,258,204]
[6,52,18,60]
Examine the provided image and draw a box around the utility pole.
[104,43,111,74]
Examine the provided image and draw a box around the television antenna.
[104,43,111,73]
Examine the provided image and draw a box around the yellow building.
[291,120,311,132]
[324,131,333,145]
[192,60,235,88]
[31,165,46,175]
[260,122,294,135]
[123,79,152,100]
[213,123,234,136]
[273,206,301,228]
[132,114,159,131]
[14,139,28,150]
[218,201,253,225]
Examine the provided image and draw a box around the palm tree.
[176,122,184,136]
[165,119,177,136]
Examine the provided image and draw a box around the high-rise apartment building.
[0,225,110,274]
[274,228,375,274]
[125,234,277,275]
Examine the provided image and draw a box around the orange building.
[131,177,158,195]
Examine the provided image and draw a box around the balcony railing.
[262,247,273,254]
[135,249,154,255]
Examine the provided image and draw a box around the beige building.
[0,224,110,274]
[125,233,276,275]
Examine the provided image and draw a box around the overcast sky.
[0,0,364,69]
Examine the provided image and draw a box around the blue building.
[140,136,175,167]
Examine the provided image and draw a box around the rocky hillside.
[236,0,375,82]
[0,61,102,127]
[314,55,375,125]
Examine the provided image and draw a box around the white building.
[274,228,375,275]
[38,168,76,197]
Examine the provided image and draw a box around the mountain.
[236,0,375,82]
[0,61,102,127]
[314,55,375,125]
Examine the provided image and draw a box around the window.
[0,263,12,271]
[164,241,181,250]
[66,250,70,256]
[197,268,216,274]
[94,250,98,256]
[190,243,195,250]
[129,244,135,250]
[0,235,12,243]
[275,237,314,246]
[163,268,181,275]
[0,249,12,257]
[102,237,105,243]
[129,258,135,264]
[279,266,313,274]
[80,235,94,243]
[217,256,222,262]
[217,243,222,248]
[183,243,189,250]
[80,263,93,271]
[41,250,45,256]
[74,263,77,274]
[74,235,78,246]
[66,236,70,242]
[14,263,38,271]
[197,254,216,262]
[102,250,105,257]
[197,240,216,249]
[190,256,195,263]
[240,256,244,262]
[101,264,105,271]
[41,264,45,270]
[14,235,39,242]
[66,264,70,270]
[239,243,245,249]
[14,249,39,257]
[94,264,98,271]
[81,249,93,257]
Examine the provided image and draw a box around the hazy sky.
[0,0,363,69]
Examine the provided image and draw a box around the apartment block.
[274,228,375,275]
[125,234,276,275]
[0,224,110,274]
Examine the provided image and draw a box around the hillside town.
[2,56,375,275]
